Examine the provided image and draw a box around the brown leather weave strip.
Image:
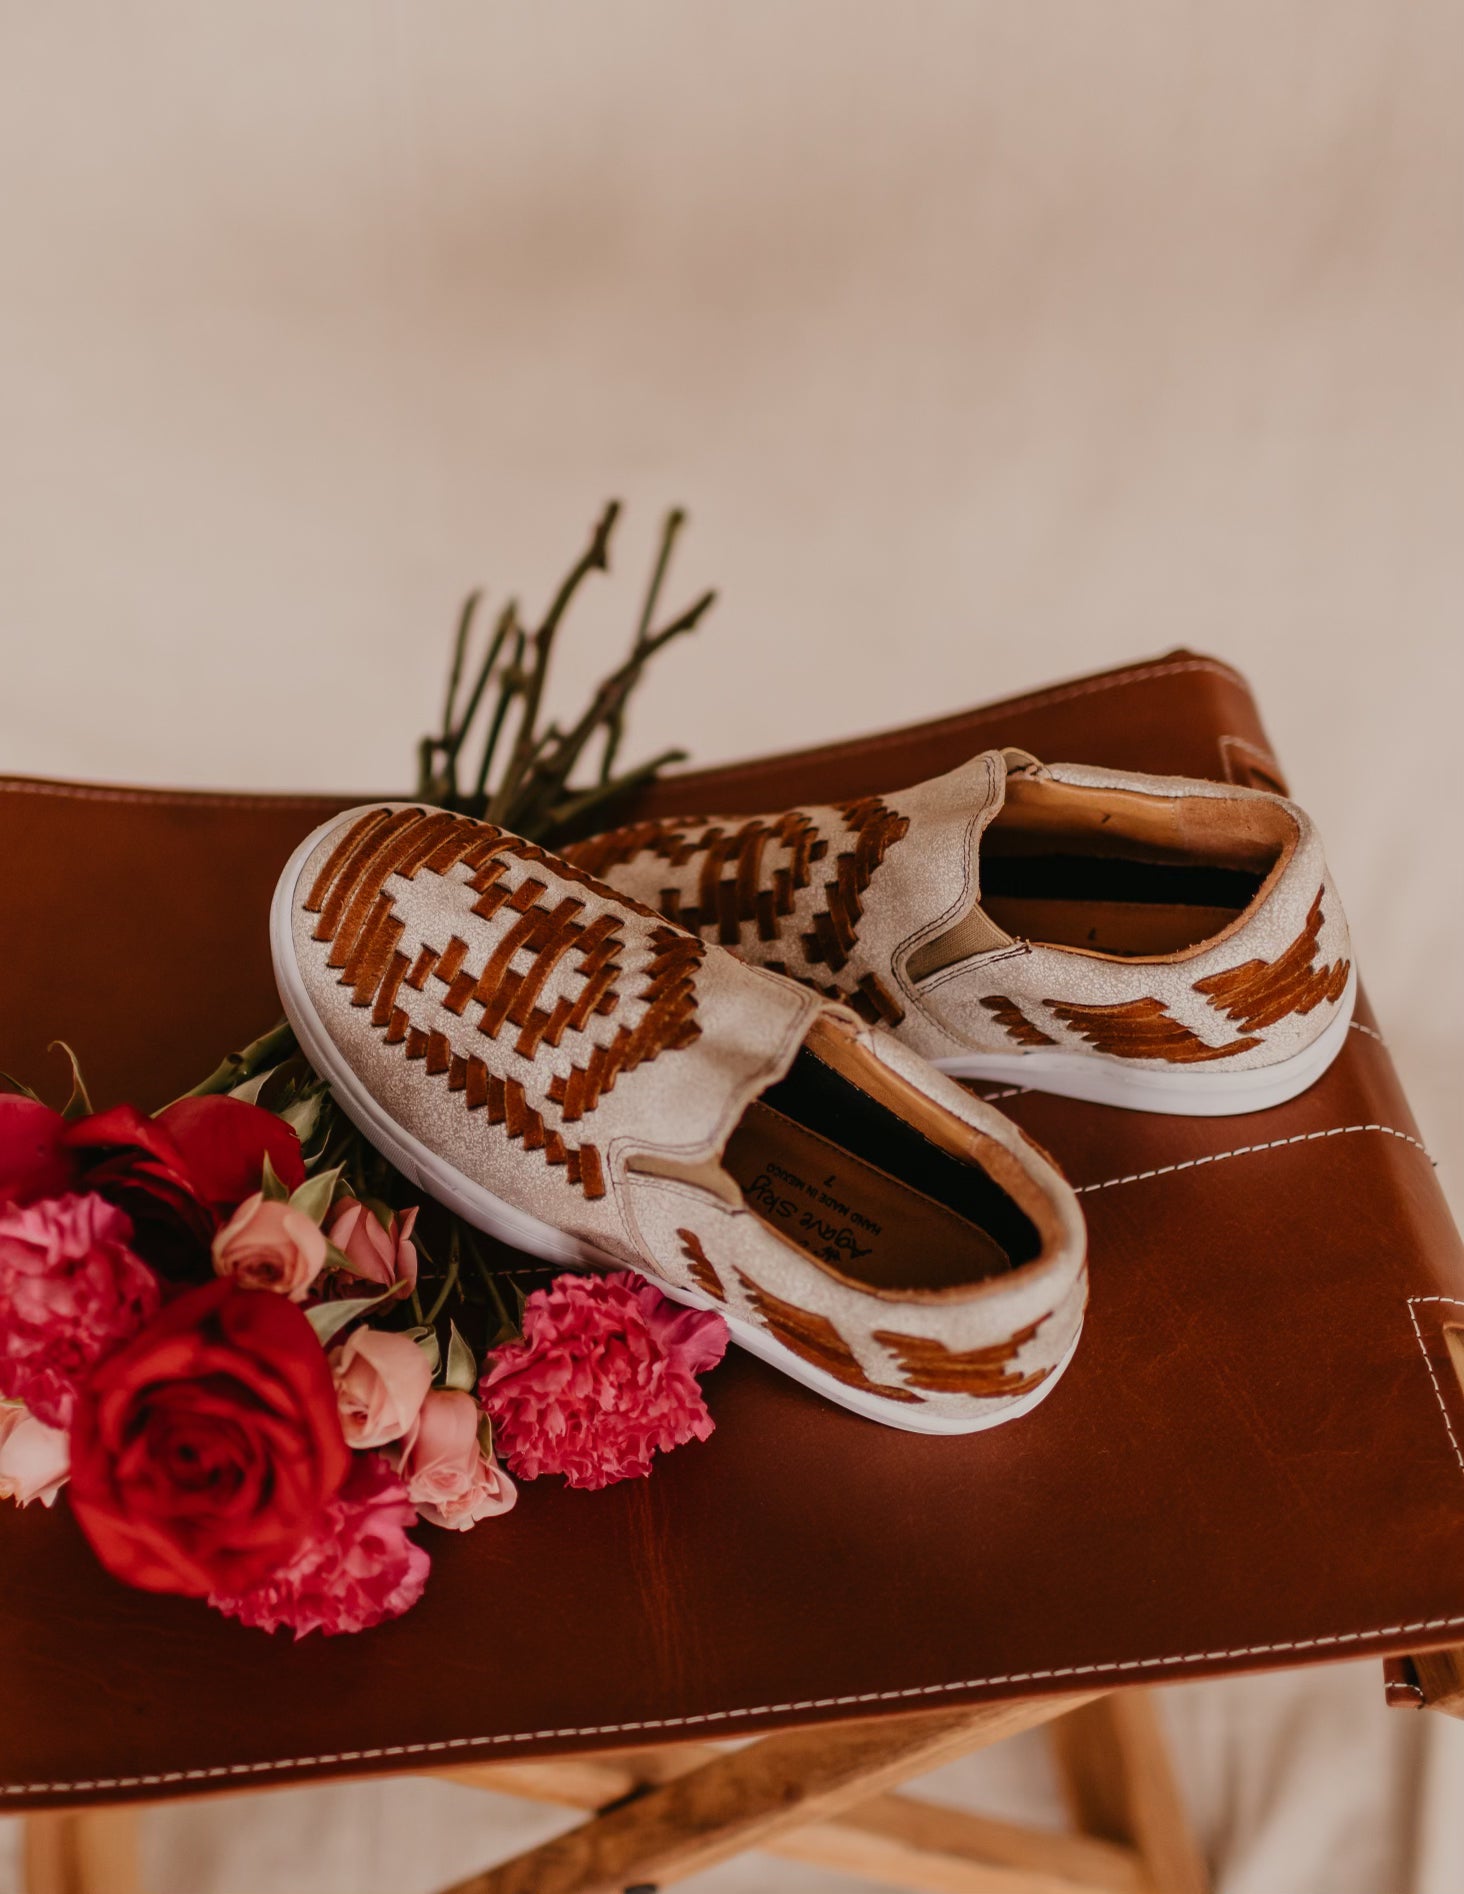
[1194,888,1350,1031]
[1045,996,1261,1063]
[872,1320,1049,1397]
[980,995,1057,1048]
[306,805,708,1204]
[570,796,909,1024]
[677,1229,726,1302]
[734,1269,921,1403]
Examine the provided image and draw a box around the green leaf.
[228,1068,273,1106]
[279,1087,328,1145]
[405,1327,441,1376]
[260,1153,290,1204]
[47,1042,93,1122]
[443,1320,477,1392]
[304,1286,396,1348]
[288,1163,345,1227]
[178,1020,297,1101]
[297,1104,337,1170]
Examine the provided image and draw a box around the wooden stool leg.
[23,1808,143,1894]
[441,1737,1149,1894]
[1050,1692,1209,1894]
[1398,1646,1464,1715]
[441,1693,1095,1894]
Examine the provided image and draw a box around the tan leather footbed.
[722,1046,1039,1292]
[976,776,1292,955]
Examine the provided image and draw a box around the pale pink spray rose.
[479,1272,728,1490]
[326,1200,418,1296]
[208,1452,430,1639]
[0,1191,159,1427]
[211,1193,326,1302]
[397,1388,516,1530]
[330,1327,433,1450]
[0,1404,70,1507]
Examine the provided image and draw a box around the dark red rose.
[68,1280,350,1598]
[154,1097,307,1215]
[63,1097,305,1274]
[0,1096,78,1206]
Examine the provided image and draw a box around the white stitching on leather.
[1407,1297,1464,1477]
[5,664,1434,1802]
[10,1302,1455,1795]
[970,1086,1032,1103]
[0,779,343,813]
[8,1602,1464,1798]
[1350,1021,1386,1045]
[1073,1124,1431,1195]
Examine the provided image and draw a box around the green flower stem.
[180,1020,298,1101]
[421,1228,462,1328]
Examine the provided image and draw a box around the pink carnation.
[479,1272,728,1490]
[208,1452,429,1639]
[0,1192,160,1428]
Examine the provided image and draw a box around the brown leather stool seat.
[2,649,1462,1819]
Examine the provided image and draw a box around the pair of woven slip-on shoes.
[570,748,1356,1118]
[273,805,1088,1436]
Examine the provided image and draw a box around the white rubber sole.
[934,966,1358,1116]
[271,819,1079,1435]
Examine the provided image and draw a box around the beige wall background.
[2,4,1462,1890]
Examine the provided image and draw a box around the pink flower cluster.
[329,1328,517,1530]
[1,1084,733,1637]
[209,1194,418,1304]
[0,1192,159,1428]
[480,1273,727,1490]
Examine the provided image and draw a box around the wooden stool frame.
[22,1685,1214,1894]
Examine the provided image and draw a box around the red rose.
[68,1279,350,1598]
[0,1096,79,1207]
[62,1097,306,1273]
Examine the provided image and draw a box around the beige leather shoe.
[272,804,1087,1434]
[570,751,1355,1116]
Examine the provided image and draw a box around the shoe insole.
[724,1103,1015,1292]
[980,853,1262,955]
[723,1047,1041,1290]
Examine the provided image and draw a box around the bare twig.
[486,500,621,824]
[417,500,712,845]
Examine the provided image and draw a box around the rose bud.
[330,1328,433,1450]
[325,1200,418,1297]
[397,1389,516,1531]
[213,1193,327,1302]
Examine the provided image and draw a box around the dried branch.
[416,500,714,846]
